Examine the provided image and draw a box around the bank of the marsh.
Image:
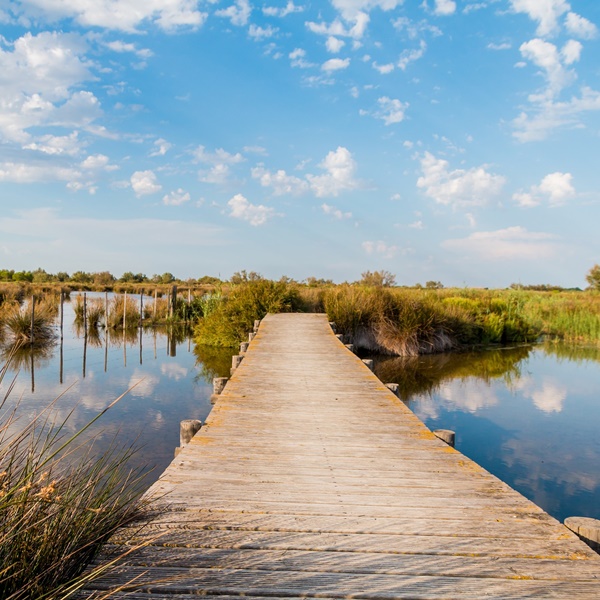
[194,281,600,354]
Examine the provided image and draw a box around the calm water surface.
[370,344,600,523]
[2,293,233,484]
[3,297,599,524]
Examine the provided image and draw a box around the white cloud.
[362,240,398,259]
[307,146,360,197]
[216,0,251,26]
[0,161,81,183]
[200,164,232,184]
[442,226,558,260]
[417,152,505,208]
[514,171,575,207]
[398,40,427,70]
[251,166,309,195]
[249,24,278,40]
[373,61,394,74]
[487,42,512,50]
[433,0,456,16]
[321,203,352,220]
[564,12,598,40]
[23,131,81,156]
[289,47,314,68]
[163,188,190,206]
[371,96,408,125]
[510,0,570,37]
[513,86,600,142]
[322,57,350,71]
[331,0,403,21]
[193,145,244,184]
[263,1,303,17]
[150,138,172,157]
[81,153,116,170]
[519,38,577,100]
[326,36,346,53]
[227,193,275,225]
[130,170,161,197]
[105,40,153,58]
[13,0,206,33]
[306,12,370,40]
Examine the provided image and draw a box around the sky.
[0,0,599,287]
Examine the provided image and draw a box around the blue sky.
[0,0,599,287]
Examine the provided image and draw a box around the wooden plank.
[84,313,600,599]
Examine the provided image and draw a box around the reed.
[0,362,154,599]
[106,295,140,329]
[2,299,56,347]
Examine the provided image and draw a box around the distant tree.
[13,271,33,282]
[93,271,116,286]
[0,269,14,281]
[586,264,600,291]
[359,270,396,288]
[56,271,70,282]
[32,268,52,283]
[160,272,175,284]
[425,280,444,290]
[197,275,222,285]
[71,270,93,284]
[230,270,263,284]
[305,277,334,287]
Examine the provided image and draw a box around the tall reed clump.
[520,291,600,344]
[106,295,141,329]
[73,296,105,330]
[144,297,170,322]
[0,363,153,599]
[195,280,303,346]
[2,298,57,347]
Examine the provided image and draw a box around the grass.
[106,295,141,329]
[2,298,57,347]
[0,359,155,599]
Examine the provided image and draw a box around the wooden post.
[362,358,374,371]
[329,321,337,333]
[211,376,228,404]
[30,295,35,344]
[105,291,109,328]
[60,291,64,340]
[249,332,256,342]
[240,341,249,354]
[139,292,143,328]
[253,319,260,333]
[335,333,344,342]
[170,285,177,319]
[178,419,202,453]
[231,354,243,375]
[434,429,456,448]
[83,292,87,332]
[153,289,157,321]
[345,343,355,353]
[123,291,127,330]
[564,517,600,552]
[386,383,400,397]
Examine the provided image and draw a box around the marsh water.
[2,295,599,524]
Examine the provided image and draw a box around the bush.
[195,280,302,346]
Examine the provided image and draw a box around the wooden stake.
[30,295,35,344]
[123,291,127,330]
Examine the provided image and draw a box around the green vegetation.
[0,362,153,599]
[195,279,303,347]
[586,264,600,291]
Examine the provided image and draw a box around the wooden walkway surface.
[87,313,599,598]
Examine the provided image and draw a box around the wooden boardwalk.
[87,313,599,598]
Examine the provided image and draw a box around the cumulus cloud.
[321,203,352,220]
[216,0,251,26]
[227,193,275,225]
[163,188,190,206]
[417,152,505,208]
[326,36,346,53]
[307,146,360,197]
[193,145,244,184]
[442,226,559,260]
[12,0,207,33]
[0,161,81,184]
[251,166,309,195]
[289,48,314,68]
[105,40,153,58]
[322,57,350,71]
[513,171,575,207]
[371,96,408,125]
[23,131,81,156]
[150,138,172,156]
[362,240,398,259]
[565,12,598,39]
[263,1,303,17]
[306,12,370,40]
[510,0,570,37]
[433,0,456,16]
[81,154,117,171]
[130,170,161,197]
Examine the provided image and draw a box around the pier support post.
[231,354,243,375]
[335,333,344,342]
[345,344,355,353]
[240,342,249,354]
[434,429,456,448]
[211,377,229,404]
[362,359,374,371]
[386,383,400,397]
[176,419,202,456]
[329,321,337,333]
[564,517,600,552]
[249,332,256,342]
[253,319,261,333]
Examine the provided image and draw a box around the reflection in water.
[194,344,235,383]
[372,344,600,523]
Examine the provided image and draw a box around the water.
[1,293,233,484]
[370,344,600,524]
